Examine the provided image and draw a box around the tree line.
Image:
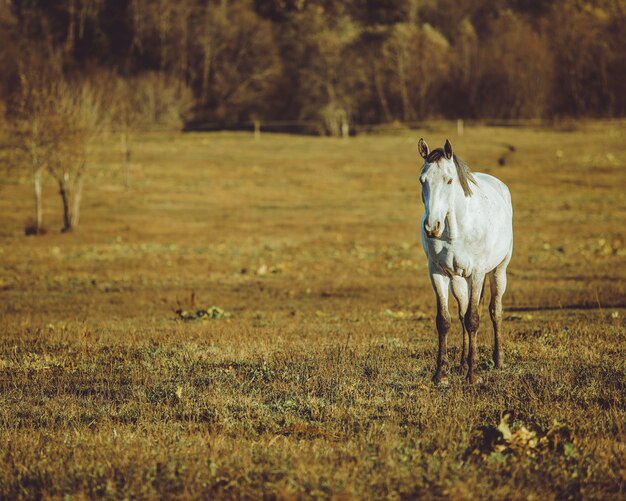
[1,0,625,135]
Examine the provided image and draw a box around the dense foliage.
[1,0,625,132]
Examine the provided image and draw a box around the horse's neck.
[447,187,473,240]
[446,209,459,240]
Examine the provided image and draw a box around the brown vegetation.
[1,1,625,135]
[0,123,624,498]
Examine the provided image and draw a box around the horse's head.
[418,138,475,239]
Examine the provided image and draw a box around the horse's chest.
[427,241,473,277]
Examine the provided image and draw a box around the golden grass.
[0,122,625,499]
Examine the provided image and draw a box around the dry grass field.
[0,122,625,499]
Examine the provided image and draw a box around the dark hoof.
[493,351,504,369]
[465,372,483,385]
[432,372,449,387]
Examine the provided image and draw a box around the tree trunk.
[66,0,76,53]
[201,45,213,104]
[397,50,414,121]
[374,64,393,122]
[408,0,419,24]
[58,170,85,233]
[59,179,72,232]
[179,14,190,86]
[70,173,84,229]
[33,169,43,233]
[121,130,131,188]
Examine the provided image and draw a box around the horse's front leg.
[465,273,486,384]
[450,276,469,372]
[430,270,451,385]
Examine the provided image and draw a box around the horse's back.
[474,173,512,212]
[472,172,514,266]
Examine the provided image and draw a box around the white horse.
[418,138,513,384]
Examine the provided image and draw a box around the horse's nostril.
[424,220,442,237]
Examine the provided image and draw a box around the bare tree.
[475,12,554,118]
[412,24,452,118]
[129,0,196,83]
[293,8,361,136]
[383,23,417,121]
[546,1,616,116]
[46,80,104,232]
[191,2,282,125]
[8,53,65,234]
[447,17,480,117]
[9,51,105,233]
[194,2,228,105]
[382,23,452,121]
[63,0,105,55]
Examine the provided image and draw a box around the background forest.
[1,0,625,136]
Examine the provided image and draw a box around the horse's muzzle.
[424,220,442,238]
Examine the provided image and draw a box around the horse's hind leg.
[489,260,509,369]
[450,276,469,372]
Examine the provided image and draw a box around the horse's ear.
[444,139,453,159]
[418,138,429,159]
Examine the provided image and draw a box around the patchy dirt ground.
[1,123,625,499]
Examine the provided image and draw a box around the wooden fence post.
[254,120,261,140]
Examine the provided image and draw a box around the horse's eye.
[446,178,453,185]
